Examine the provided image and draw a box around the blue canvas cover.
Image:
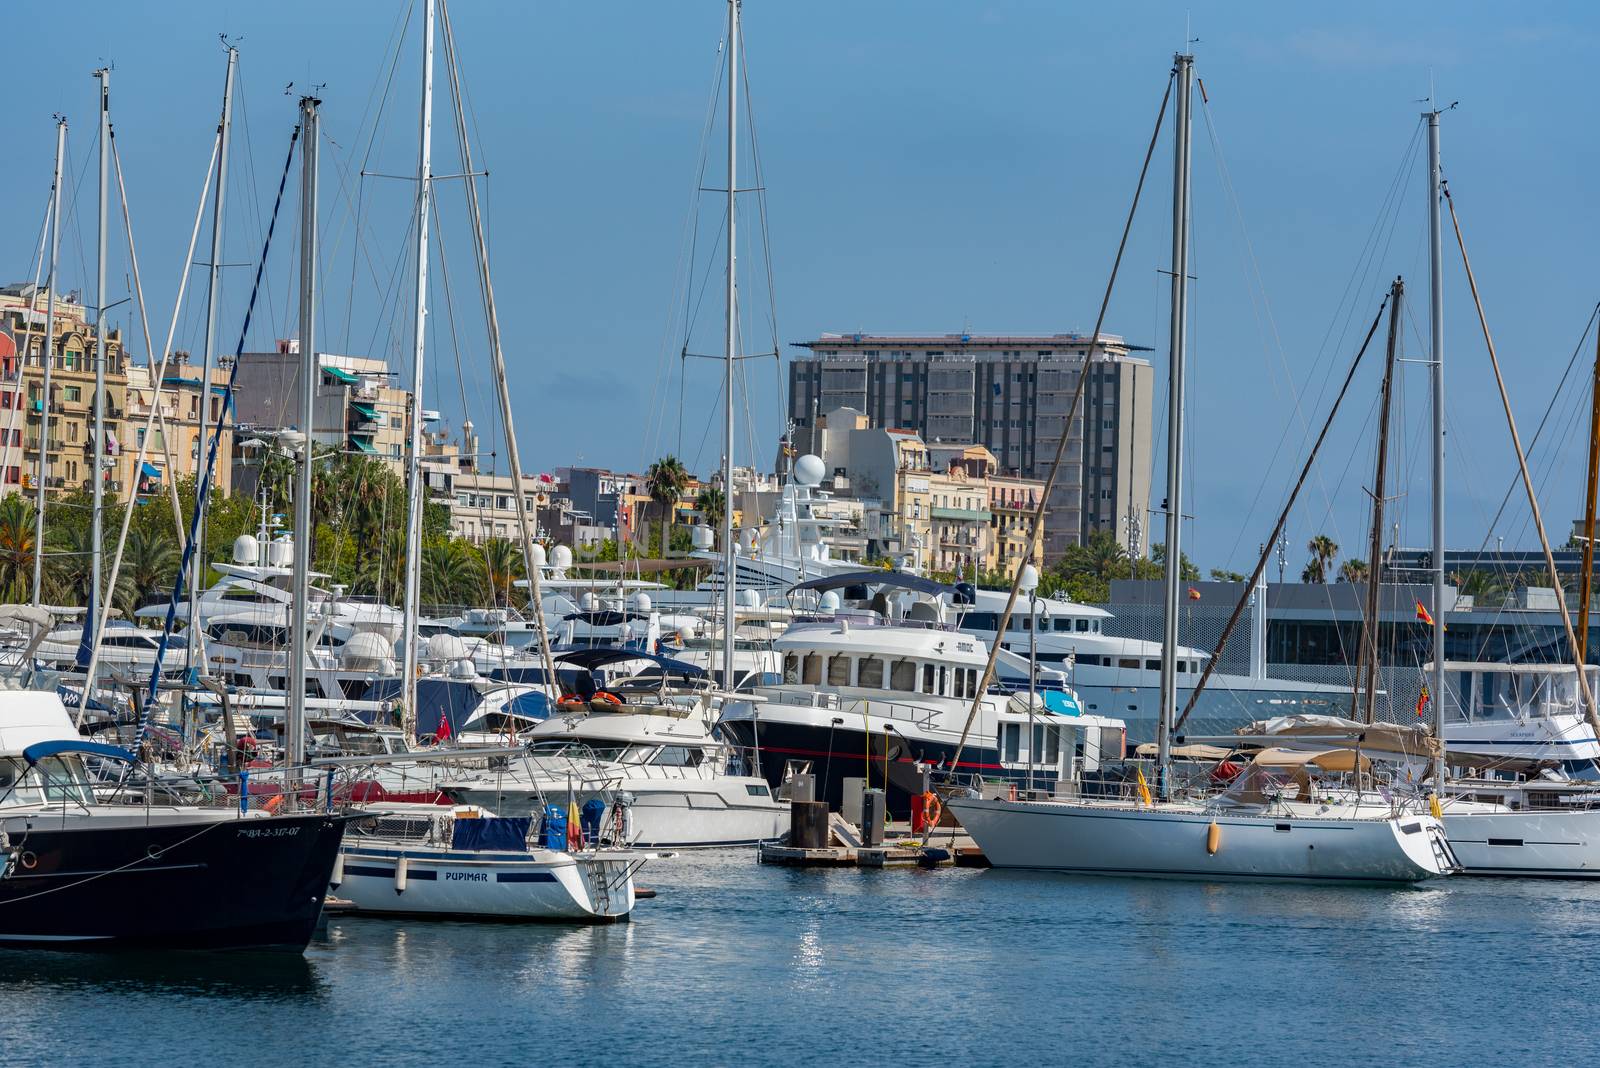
[451,816,532,852]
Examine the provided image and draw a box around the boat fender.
[1007,783,1018,802]
[1429,793,1443,820]
[395,856,409,894]
[330,853,344,890]
[1206,821,1221,856]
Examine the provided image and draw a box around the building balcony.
[931,506,992,523]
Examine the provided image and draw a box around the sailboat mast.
[288,94,320,773]
[400,0,436,741]
[32,117,65,607]
[1360,277,1403,723]
[90,69,109,650]
[1579,327,1600,660]
[1426,110,1446,787]
[721,0,739,693]
[191,47,237,673]
[1155,52,1193,799]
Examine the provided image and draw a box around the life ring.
[592,692,622,706]
[920,792,942,828]
[18,851,36,870]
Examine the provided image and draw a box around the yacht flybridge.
[719,570,1124,813]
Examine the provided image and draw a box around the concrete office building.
[789,332,1154,559]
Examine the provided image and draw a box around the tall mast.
[32,117,65,607]
[1579,320,1600,660]
[400,0,436,741]
[88,68,109,660]
[1360,277,1403,723]
[191,46,237,674]
[1426,109,1446,788]
[288,94,320,773]
[1155,52,1192,799]
[721,0,739,693]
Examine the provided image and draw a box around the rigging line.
[1445,178,1600,732]
[322,129,402,334]
[1176,292,1392,730]
[738,30,789,475]
[1462,300,1600,578]
[644,34,724,468]
[135,119,299,742]
[65,139,95,306]
[945,68,1175,786]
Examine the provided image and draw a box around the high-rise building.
[233,342,412,473]
[789,332,1153,558]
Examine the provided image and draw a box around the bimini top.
[22,739,134,765]
[790,570,971,600]
[553,646,706,678]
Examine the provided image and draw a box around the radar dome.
[265,538,293,568]
[633,593,652,613]
[580,592,599,612]
[426,633,469,662]
[340,631,394,669]
[448,658,477,680]
[794,454,825,487]
[739,588,761,609]
[232,534,260,565]
[550,544,573,570]
[819,591,841,612]
[691,525,714,551]
[528,543,548,569]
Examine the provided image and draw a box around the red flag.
[1415,601,1434,627]
[1415,684,1430,718]
[436,714,453,743]
[1187,587,1201,601]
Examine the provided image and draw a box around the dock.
[758,814,987,869]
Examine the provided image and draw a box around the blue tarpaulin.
[451,816,532,852]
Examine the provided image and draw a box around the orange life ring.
[920,792,942,827]
[592,692,622,706]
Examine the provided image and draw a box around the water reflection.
[1,947,323,1003]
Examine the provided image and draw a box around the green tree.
[1338,558,1368,584]
[1209,568,1247,583]
[0,494,36,602]
[695,486,726,544]
[478,537,524,607]
[1302,534,1339,583]
[645,455,689,559]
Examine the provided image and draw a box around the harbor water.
[3,850,1593,1066]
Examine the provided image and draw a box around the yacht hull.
[1443,808,1600,878]
[949,797,1450,883]
[334,843,636,921]
[444,781,786,848]
[0,810,349,950]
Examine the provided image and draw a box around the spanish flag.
[1415,684,1430,718]
[1187,587,1201,601]
[1415,600,1434,627]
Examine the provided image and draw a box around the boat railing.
[764,688,939,730]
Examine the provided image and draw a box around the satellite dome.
[448,658,477,680]
[340,631,394,669]
[633,593,652,613]
[528,543,548,569]
[426,633,469,662]
[739,588,761,609]
[794,454,825,487]
[691,525,714,551]
[580,592,599,612]
[550,544,573,570]
[819,591,841,612]
[232,534,260,565]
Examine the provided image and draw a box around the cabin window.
[784,654,801,684]
[1001,722,1020,763]
[937,665,948,695]
[802,654,822,685]
[1031,723,1046,763]
[923,663,936,693]
[652,746,704,768]
[1118,658,1139,669]
[1077,619,1090,633]
[1176,661,1187,673]
[858,657,884,688]
[891,660,916,691]
[1054,618,1073,632]
[964,612,999,629]
[1146,660,1160,671]
[827,654,852,687]
[1044,726,1061,766]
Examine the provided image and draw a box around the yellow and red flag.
[1187,587,1201,601]
[1415,600,1435,627]
[1415,684,1431,718]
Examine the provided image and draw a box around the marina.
[0,1,1597,1064]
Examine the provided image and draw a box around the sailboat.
[948,55,1455,883]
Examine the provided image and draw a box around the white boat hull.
[447,780,786,848]
[1443,807,1600,879]
[949,797,1452,883]
[334,844,637,921]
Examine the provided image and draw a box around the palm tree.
[0,493,36,602]
[695,485,726,546]
[116,526,179,615]
[421,538,480,608]
[1338,558,1369,584]
[645,455,689,559]
[1302,534,1339,583]
[478,537,523,607]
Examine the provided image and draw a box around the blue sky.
[4,1,1597,575]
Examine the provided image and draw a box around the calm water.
[2,852,1594,1066]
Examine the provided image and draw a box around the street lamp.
[1019,562,1040,793]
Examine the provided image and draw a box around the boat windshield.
[0,755,95,808]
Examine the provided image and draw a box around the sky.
[3,1,1597,576]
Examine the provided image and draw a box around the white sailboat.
[948,55,1453,883]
